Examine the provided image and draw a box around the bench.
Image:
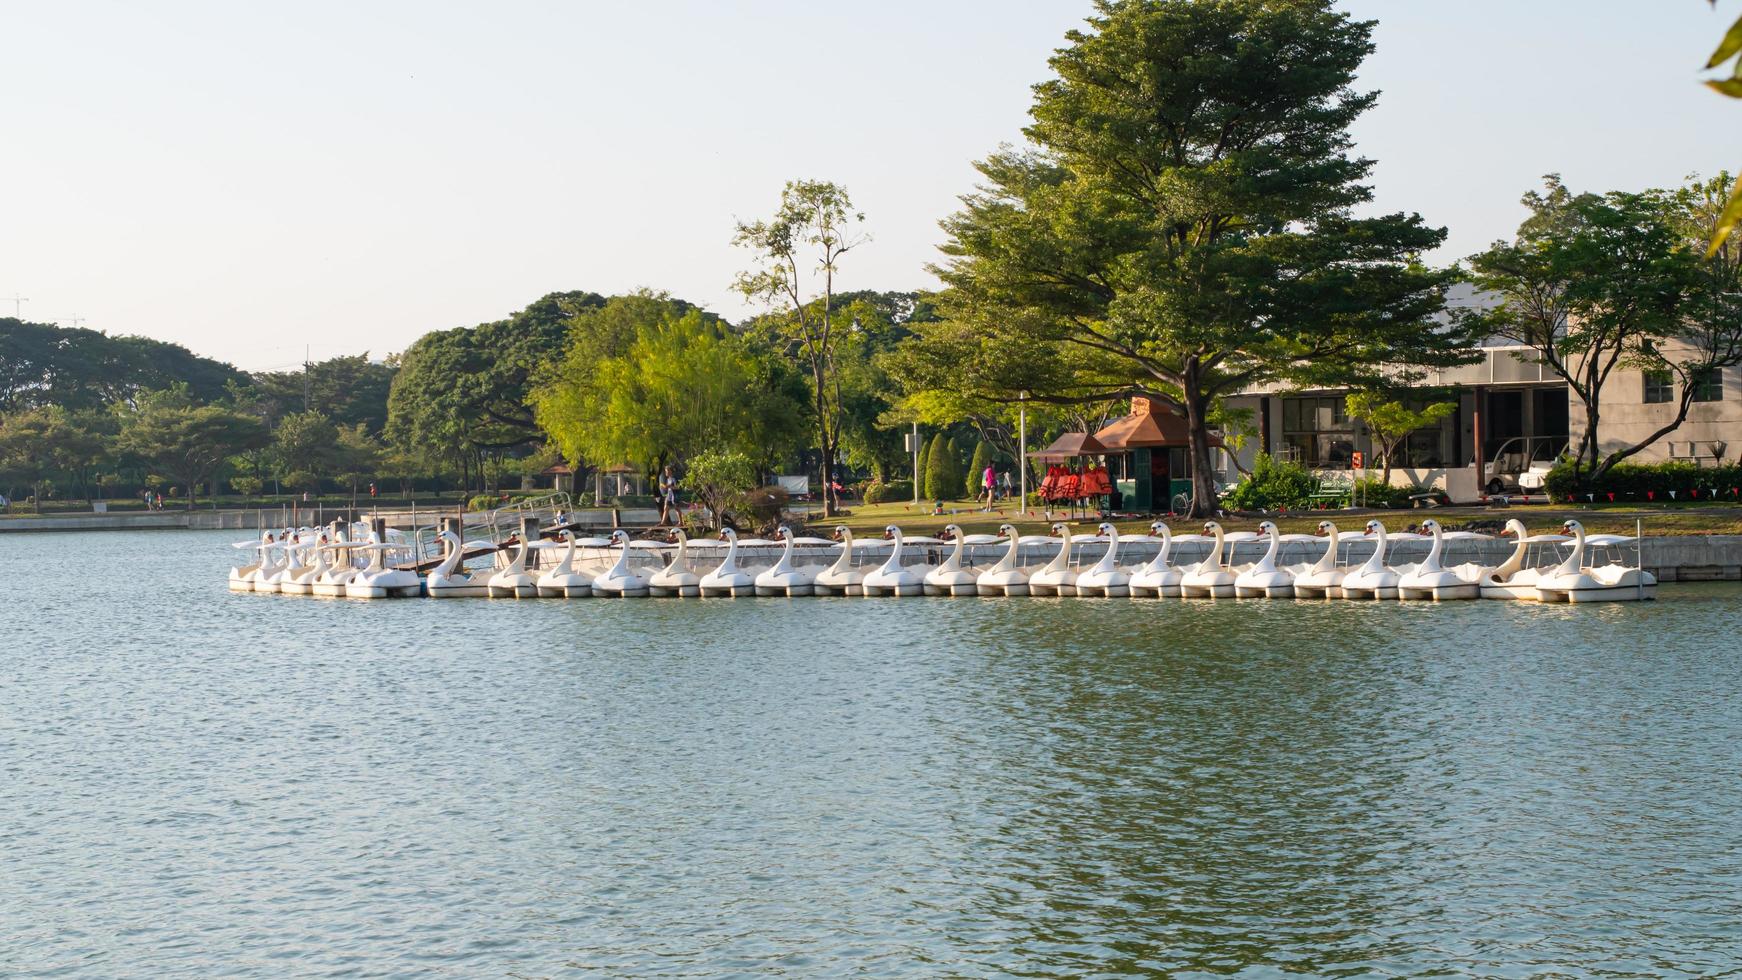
[1308,476,1354,503]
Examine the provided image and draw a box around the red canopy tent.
[1028,432,1114,517]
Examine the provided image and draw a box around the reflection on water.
[2,530,1740,976]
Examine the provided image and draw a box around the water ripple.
[1,530,1739,976]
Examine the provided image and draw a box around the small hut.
[541,463,576,494]
[1093,396,1223,512]
[593,464,647,505]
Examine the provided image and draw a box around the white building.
[1219,342,1741,503]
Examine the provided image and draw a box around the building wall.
[1572,363,1742,464]
[1227,372,1742,489]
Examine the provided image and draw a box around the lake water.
[3,529,1740,977]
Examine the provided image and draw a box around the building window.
[1643,370,1673,404]
[1281,396,1354,467]
[1692,368,1724,403]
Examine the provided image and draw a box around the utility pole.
[1019,391,1028,517]
[911,422,921,506]
[3,295,27,317]
[48,316,87,328]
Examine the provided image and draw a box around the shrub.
[683,450,757,526]
[1543,460,1742,501]
[610,494,656,508]
[923,432,959,500]
[863,480,913,504]
[467,493,503,512]
[741,486,789,529]
[1222,454,1317,511]
[1347,478,1415,508]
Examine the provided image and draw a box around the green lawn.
[817,498,1742,538]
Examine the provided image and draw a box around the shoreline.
[8,508,1742,584]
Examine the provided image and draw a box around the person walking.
[658,465,678,526]
[998,469,1012,502]
[982,462,996,510]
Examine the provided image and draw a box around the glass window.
[1281,396,1356,467]
[1692,369,1724,403]
[1643,370,1673,404]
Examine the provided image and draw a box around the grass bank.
[819,499,1742,538]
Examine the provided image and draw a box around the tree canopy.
[0,318,247,413]
[247,354,397,433]
[115,387,268,508]
[1461,173,1740,482]
[532,304,809,474]
[889,0,1473,514]
[386,290,604,487]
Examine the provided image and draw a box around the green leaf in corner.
[1709,12,1742,70]
[1709,181,1742,258]
[1705,76,1742,97]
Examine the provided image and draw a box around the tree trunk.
[1577,403,1601,486]
[810,359,835,519]
[1181,365,1218,518]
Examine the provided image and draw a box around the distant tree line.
[7,0,1740,514]
[0,280,940,512]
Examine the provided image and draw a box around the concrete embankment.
[5,510,1740,582]
[0,511,263,532]
[1235,537,1742,584]
[0,507,661,534]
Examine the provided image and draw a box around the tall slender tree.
[734,180,867,517]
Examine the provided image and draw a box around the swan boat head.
[1140,521,1174,571]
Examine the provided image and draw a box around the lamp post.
[1018,391,1028,516]
[911,421,921,506]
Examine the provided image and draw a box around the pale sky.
[2,1,1736,370]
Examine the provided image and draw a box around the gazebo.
[1093,396,1223,512]
[593,463,647,505]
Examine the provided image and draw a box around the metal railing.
[406,492,575,570]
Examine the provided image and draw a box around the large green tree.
[891,0,1471,515]
[117,387,268,508]
[1461,175,1738,483]
[0,406,110,510]
[386,290,603,490]
[248,354,397,433]
[271,410,341,491]
[532,308,809,476]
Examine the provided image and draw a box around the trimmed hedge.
[1347,478,1416,508]
[468,493,506,512]
[1542,460,1742,501]
[964,442,995,498]
[863,480,913,505]
[923,432,960,500]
